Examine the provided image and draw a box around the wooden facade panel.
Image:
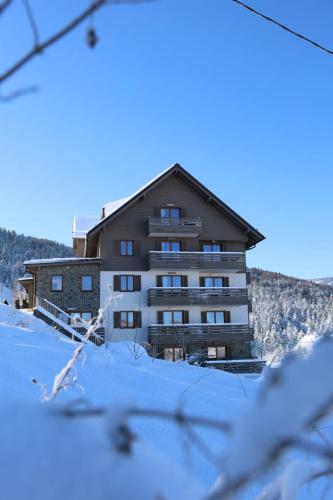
[99,174,247,271]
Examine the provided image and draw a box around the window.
[70,312,92,324]
[114,311,141,329]
[120,240,134,256]
[160,207,180,218]
[51,275,63,291]
[206,311,225,324]
[120,311,134,328]
[207,346,226,360]
[202,311,231,324]
[81,312,92,321]
[163,348,184,362]
[114,275,141,292]
[161,241,181,252]
[201,276,229,287]
[162,311,184,324]
[161,275,182,287]
[120,275,134,291]
[201,242,222,252]
[81,275,93,291]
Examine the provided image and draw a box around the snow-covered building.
[22,163,265,369]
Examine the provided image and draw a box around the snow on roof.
[18,273,33,281]
[103,197,131,218]
[87,164,179,234]
[73,215,100,239]
[24,257,100,266]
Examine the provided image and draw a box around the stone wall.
[35,263,100,317]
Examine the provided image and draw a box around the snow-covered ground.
[0,304,257,500]
[0,282,13,304]
[1,303,332,500]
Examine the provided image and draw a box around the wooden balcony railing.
[147,287,248,306]
[147,217,202,237]
[148,323,253,345]
[148,251,246,271]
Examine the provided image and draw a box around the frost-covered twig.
[40,296,114,401]
[62,403,232,433]
[209,335,333,499]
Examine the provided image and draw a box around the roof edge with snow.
[86,163,265,248]
[24,257,101,267]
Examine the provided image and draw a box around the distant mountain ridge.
[0,227,332,361]
[250,269,333,360]
[312,277,333,287]
[0,227,72,289]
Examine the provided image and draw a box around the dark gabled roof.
[87,163,265,250]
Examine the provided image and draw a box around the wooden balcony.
[148,323,253,345]
[148,251,246,271]
[147,217,202,237]
[147,287,248,306]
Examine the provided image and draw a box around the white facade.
[100,270,249,344]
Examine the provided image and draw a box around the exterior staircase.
[33,299,104,346]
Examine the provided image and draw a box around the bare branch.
[62,403,232,433]
[22,0,39,46]
[0,0,14,15]
[0,0,157,85]
[0,84,38,101]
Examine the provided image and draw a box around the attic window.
[160,207,180,218]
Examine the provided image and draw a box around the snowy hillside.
[1,304,333,500]
[250,269,333,360]
[0,227,72,292]
[313,277,333,287]
[0,304,254,499]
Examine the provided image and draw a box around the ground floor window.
[163,348,184,362]
[70,312,92,324]
[81,312,92,321]
[207,346,226,360]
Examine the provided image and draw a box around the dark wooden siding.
[99,174,247,271]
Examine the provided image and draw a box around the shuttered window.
[160,207,181,218]
[120,240,134,256]
[201,242,223,252]
[161,241,181,252]
[200,276,229,287]
[156,275,187,287]
[114,275,141,291]
[201,311,231,324]
[114,311,141,328]
[157,310,189,324]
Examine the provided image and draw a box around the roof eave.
[86,163,265,245]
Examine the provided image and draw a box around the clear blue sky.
[1,0,332,279]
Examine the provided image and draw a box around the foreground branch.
[0,0,13,15]
[0,0,156,85]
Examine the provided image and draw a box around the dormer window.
[160,207,180,218]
